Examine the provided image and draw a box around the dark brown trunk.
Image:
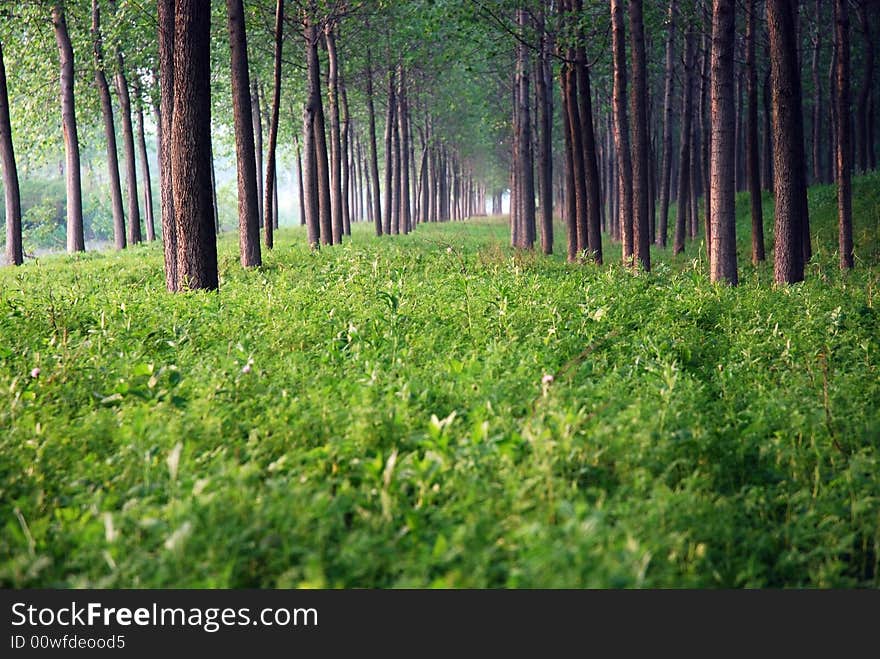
[836,0,854,269]
[0,40,22,266]
[535,7,553,254]
[658,0,677,248]
[383,66,396,235]
[629,0,651,270]
[856,1,874,173]
[91,0,125,250]
[171,0,218,290]
[812,0,825,183]
[768,0,809,284]
[611,0,634,263]
[576,0,603,263]
[341,81,352,236]
[762,56,774,191]
[157,0,178,290]
[710,0,738,285]
[226,0,261,266]
[398,67,411,234]
[302,20,321,248]
[52,4,85,253]
[674,30,695,255]
[746,0,765,263]
[263,0,283,250]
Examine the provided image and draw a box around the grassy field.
[1,174,879,588]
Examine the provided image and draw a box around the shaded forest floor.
[1,173,879,587]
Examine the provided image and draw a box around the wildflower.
[542,374,554,385]
[241,363,252,374]
[30,367,40,378]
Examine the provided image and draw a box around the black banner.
[2,589,877,655]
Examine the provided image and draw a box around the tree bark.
[658,0,677,248]
[132,78,155,242]
[52,3,85,253]
[383,66,396,235]
[91,0,126,250]
[576,0,603,263]
[746,0,765,263]
[226,0,261,266]
[535,6,553,254]
[263,0,283,250]
[157,0,178,290]
[302,19,321,248]
[629,0,651,270]
[365,48,383,236]
[812,0,826,183]
[115,57,141,245]
[856,0,874,173]
[674,30,695,255]
[398,66,412,234]
[326,25,343,244]
[341,80,352,235]
[768,0,809,284]
[611,0,634,263]
[171,0,218,290]
[0,40,22,266]
[251,79,264,225]
[836,0,853,269]
[710,0,738,285]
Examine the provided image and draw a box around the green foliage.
[1,174,879,589]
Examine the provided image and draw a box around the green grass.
[1,174,879,588]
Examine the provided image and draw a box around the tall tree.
[535,4,553,255]
[132,78,155,241]
[52,3,85,253]
[674,29,695,255]
[855,0,874,173]
[629,0,651,271]
[171,0,218,290]
[302,15,322,248]
[0,40,22,266]
[326,23,343,244]
[710,0,738,285]
[767,0,809,284]
[365,46,382,236]
[263,0,284,249]
[811,0,826,183]
[657,0,677,248]
[113,45,141,244]
[576,0,603,263]
[226,0,261,267]
[746,0,765,262]
[611,0,634,263]
[91,0,126,251]
[835,0,853,269]
[157,0,178,289]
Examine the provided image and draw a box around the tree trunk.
[762,57,774,191]
[746,0,765,263]
[836,0,853,269]
[251,79,264,225]
[856,0,874,173]
[312,44,331,245]
[115,58,141,245]
[658,0,677,248]
[768,0,809,284]
[536,7,553,254]
[576,0,603,263]
[812,0,825,183]
[52,4,85,253]
[171,0,218,290]
[295,132,305,226]
[674,30,695,255]
[263,0,283,250]
[611,0,634,263]
[710,0,738,285]
[0,40,22,266]
[91,0,125,250]
[515,9,536,249]
[629,0,651,271]
[226,0,261,266]
[132,78,155,242]
[341,80,352,236]
[398,67,412,234]
[383,66,396,235]
[157,0,178,290]
[302,20,321,248]
[326,25,343,244]
[365,48,383,236]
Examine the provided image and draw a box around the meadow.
[1,174,878,587]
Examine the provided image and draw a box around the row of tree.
[1,1,878,290]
